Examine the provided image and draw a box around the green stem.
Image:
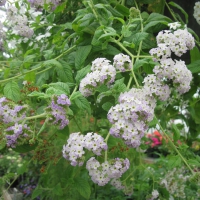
[25,113,46,120]
[156,117,195,175]
[69,85,78,100]
[165,1,179,22]
[104,133,110,161]
[73,116,83,133]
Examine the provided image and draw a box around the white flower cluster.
[149,24,194,94]
[86,157,129,186]
[62,132,107,166]
[28,0,61,10]
[160,168,190,199]
[150,27,195,60]
[108,88,155,148]
[113,53,132,72]
[6,6,34,38]
[80,58,116,96]
[194,2,200,25]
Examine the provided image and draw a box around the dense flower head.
[0,0,6,6]
[150,29,195,61]
[0,97,27,124]
[46,94,71,129]
[108,89,155,148]
[28,0,61,10]
[194,1,200,25]
[86,157,130,186]
[143,74,171,101]
[80,58,116,97]
[62,132,107,166]
[113,53,132,72]
[6,6,34,38]
[153,59,193,94]
[91,58,111,71]
[6,123,32,148]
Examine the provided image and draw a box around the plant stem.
[156,116,195,175]
[104,133,110,161]
[0,45,76,84]
[165,1,179,22]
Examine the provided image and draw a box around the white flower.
[168,22,181,30]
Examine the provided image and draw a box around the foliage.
[0,0,200,199]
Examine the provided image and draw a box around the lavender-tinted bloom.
[80,63,116,97]
[6,123,32,147]
[46,94,71,129]
[0,0,6,6]
[62,132,107,166]
[108,88,155,148]
[57,94,71,105]
[86,157,130,186]
[113,53,132,72]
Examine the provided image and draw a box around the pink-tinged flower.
[151,137,162,147]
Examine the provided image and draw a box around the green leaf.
[144,20,168,31]
[74,178,91,199]
[98,31,119,40]
[187,159,200,167]
[70,91,83,101]
[132,32,149,47]
[148,117,158,128]
[102,102,113,111]
[168,1,188,24]
[32,188,43,199]
[43,59,62,68]
[146,13,172,23]
[24,71,36,82]
[3,81,21,102]
[75,45,92,69]
[172,124,180,143]
[92,28,104,46]
[73,94,91,114]
[49,82,70,95]
[187,60,200,73]
[54,2,67,13]
[133,59,148,71]
[75,65,91,84]
[28,91,49,99]
[13,143,38,153]
[53,183,63,196]
[17,161,28,175]
[55,61,74,83]
[190,46,200,62]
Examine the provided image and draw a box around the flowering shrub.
[1,0,200,199]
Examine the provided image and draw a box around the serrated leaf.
[36,71,49,86]
[92,28,104,46]
[3,81,21,102]
[102,102,113,111]
[70,91,83,101]
[187,60,200,73]
[24,71,36,82]
[74,95,91,114]
[53,183,63,196]
[32,188,43,199]
[133,59,148,71]
[75,45,92,69]
[28,91,49,98]
[55,61,74,83]
[75,65,91,84]
[49,82,70,95]
[43,59,62,68]
[132,32,149,47]
[74,178,91,200]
